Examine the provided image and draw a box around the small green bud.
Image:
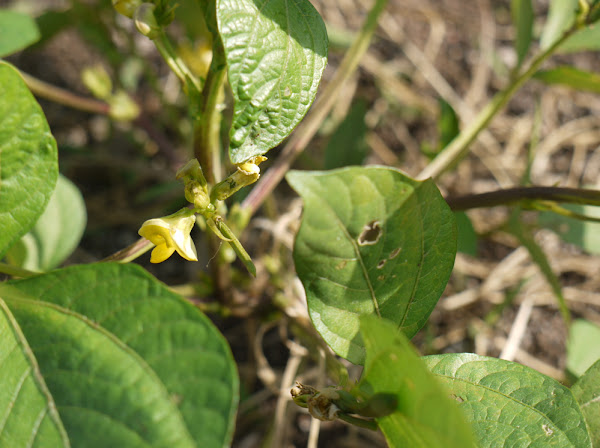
[210,156,267,203]
[134,3,160,39]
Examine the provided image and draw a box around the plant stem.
[102,237,153,263]
[154,31,202,94]
[417,27,578,181]
[446,186,600,211]
[241,0,389,217]
[194,52,227,184]
[0,263,39,278]
[20,71,110,115]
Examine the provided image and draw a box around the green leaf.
[539,0,578,50]
[559,24,600,52]
[6,174,87,271]
[534,66,600,93]
[287,167,456,364]
[423,354,592,447]
[511,0,534,68]
[7,263,238,448]
[0,62,58,259]
[438,99,460,150]
[572,359,600,447]
[0,297,69,447]
[0,10,40,57]
[567,319,600,378]
[455,211,478,256]
[323,100,368,170]
[216,0,328,164]
[358,316,475,448]
[539,204,600,255]
[2,292,196,448]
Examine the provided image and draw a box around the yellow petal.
[150,244,176,263]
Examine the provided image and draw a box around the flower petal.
[150,244,175,263]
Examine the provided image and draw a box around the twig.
[20,71,110,115]
[445,186,600,211]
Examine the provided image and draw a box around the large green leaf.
[8,263,238,448]
[3,292,196,448]
[572,359,600,447]
[0,298,69,447]
[0,62,58,258]
[0,10,40,57]
[216,0,328,164]
[6,174,87,271]
[423,354,592,447]
[287,167,456,364]
[359,317,475,448]
[567,319,600,378]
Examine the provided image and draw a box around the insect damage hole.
[357,220,382,246]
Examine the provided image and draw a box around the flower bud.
[134,3,160,39]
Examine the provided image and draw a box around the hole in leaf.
[377,260,386,269]
[357,220,382,246]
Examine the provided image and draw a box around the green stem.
[154,31,202,94]
[240,0,389,217]
[102,237,153,263]
[0,263,39,278]
[445,186,600,211]
[417,26,579,181]
[194,52,227,185]
[20,71,110,115]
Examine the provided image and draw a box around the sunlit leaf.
[359,316,475,448]
[0,62,58,259]
[8,263,239,447]
[288,167,456,364]
[0,298,69,447]
[423,354,592,447]
[216,0,328,163]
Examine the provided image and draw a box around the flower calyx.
[138,208,198,263]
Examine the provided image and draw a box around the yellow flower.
[138,210,198,263]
